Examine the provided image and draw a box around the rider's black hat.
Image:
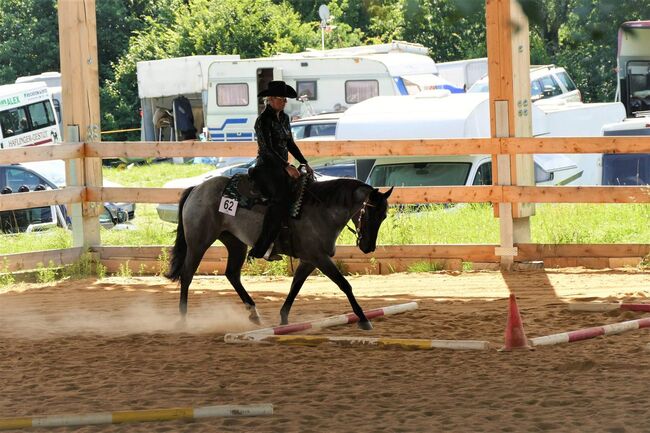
[257,80,298,98]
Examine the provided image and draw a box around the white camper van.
[0,82,59,149]
[137,42,461,145]
[15,72,63,135]
[333,91,626,186]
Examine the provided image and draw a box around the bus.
[0,82,59,149]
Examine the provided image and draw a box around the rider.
[248,80,313,261]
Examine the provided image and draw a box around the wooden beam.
[85,139,499,158]
[0,143,83,165]
[86,184,650,205]
[58,0,102,248]
[0,248,83,273]
[501,136,650,154]
[92,243,650,275]
[503,185,650,203]
[0,187,84,212]
[82,137,650,159]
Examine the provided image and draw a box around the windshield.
[467,81,489,93]
[367,162,472,187]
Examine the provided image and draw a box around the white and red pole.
[228,302,418,340]
[530,317,650,346]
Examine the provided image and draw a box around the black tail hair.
[165,186,195,281]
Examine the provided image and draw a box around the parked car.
[468,65,581,103]
[291,112,340,139]
[0,163,135,233]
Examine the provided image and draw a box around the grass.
[1,163,649,257]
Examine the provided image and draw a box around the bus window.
[0,108,28,137]
[28,101,56,130]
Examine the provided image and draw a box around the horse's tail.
[165,186,195,281]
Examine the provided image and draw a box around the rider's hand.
[286,164,300,179]
[304,163,314,176]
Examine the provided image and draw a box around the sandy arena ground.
[1,268,650,432]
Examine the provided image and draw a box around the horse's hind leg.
[179,247,206,317]
[280,260,316,325]
[219,231,260,324]
[315,257,372,330]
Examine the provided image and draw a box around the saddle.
[221,170,311,218]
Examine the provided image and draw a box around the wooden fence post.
[58,0,102,249]
[486,0,534,269]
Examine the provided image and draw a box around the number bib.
[219,196,238,216]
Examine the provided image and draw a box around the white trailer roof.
[335,92,492,139]
[137,55,239,98]
[0,82,48,101]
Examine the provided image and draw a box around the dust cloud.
[0,299,256,339]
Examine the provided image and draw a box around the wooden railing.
[1,137,649,273]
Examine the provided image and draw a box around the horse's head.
[356,186,393,254]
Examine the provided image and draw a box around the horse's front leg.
[280,260,316,325]
[314,257,372,330]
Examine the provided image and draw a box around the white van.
[15,72,63,136]
[468,65,582,103]
[0,82,59,149]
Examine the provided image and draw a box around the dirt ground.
[1,268,650,432]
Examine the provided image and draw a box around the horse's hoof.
[246,305,262,325]
[358,320,373,331]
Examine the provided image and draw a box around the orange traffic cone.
[500,294,532,351]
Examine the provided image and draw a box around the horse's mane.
[303,178,370,208]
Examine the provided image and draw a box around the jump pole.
[225,334,490,350]
[568,302,650,312]
[530,317,650,347]
[230,302,418,339]
[0,404,273,430]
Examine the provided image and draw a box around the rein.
[347,199,375,246]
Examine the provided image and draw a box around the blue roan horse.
[166,174,393,330]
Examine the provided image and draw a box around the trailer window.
[297,81,317,100]
[216,83,249,107]
[345,80,379,104]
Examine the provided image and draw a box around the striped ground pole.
[530,317,650,347]
[568,302,650,312]
[228,302,418,339]
[225,334,490,350]
[0,404,273,430]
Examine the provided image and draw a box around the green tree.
[0,0,59,84]
[399,0,486,61]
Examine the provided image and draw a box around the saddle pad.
[221,173,309,218]
[222,174,267,211]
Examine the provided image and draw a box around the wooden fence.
[1,137,649,274]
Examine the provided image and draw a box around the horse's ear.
[383,186,394,199]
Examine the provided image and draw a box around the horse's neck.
[345,185,372,222]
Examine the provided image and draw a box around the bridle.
[347,198,376,246]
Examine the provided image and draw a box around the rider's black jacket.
[254,105,307,168]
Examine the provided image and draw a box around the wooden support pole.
[486,0,534,269]
[58,0,102,249]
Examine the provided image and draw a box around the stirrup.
[263,243,282,261]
